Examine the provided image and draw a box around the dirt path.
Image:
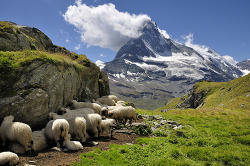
[11,132,142,166]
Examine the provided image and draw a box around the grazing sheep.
[8,143,25,154]
[69,100,102,115]
[58,107,94,115]
[82,114,102,138]
[0,152,19,166]
[116,101,126,106]
[0,116,33,152]
[122,106,137,124]
[45,119,69,148]
[101,106,109,117]
[65,141,83,151]
[67,117,87,143]
[108,106,136,124]
[101,118,116,137]
[47,114,87,143]
[107,95,119,103]
[32,129,47,152]
[48,112,87,120]
[97,97,115,106]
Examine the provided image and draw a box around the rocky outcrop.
[0,22,110,129]
[176,87,209,109]
[0,59,109,129]
[0,21,70,55]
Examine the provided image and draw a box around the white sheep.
[116,100,126,106]
[108,95,119,103]
[47,114,87,143]
[82,113,102,138]
[32,129,47,152]
[101,118,116,137]
[69,100,102,115]
[122,106,137,124]
[59,107,94,115]
[65,141,83,151]
[0,116,34,152]
[108,106,136,124]
[8,143,25,154]
[97,97,115,106]
[0,152,19,166]
[45,119,69,148]
[102,95,119,103]
[67,117,87,143]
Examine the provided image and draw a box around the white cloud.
[100,53,106,57]
[223,55,238,66]
[182,33,209,55]
[158,28,170,39]
[95,60,106,69]
[74,44,81,50]
[63,0,151,51]
[66,39,70,43]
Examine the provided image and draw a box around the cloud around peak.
[63,0,151,51]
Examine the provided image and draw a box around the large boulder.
[0,22,110,129]
[0,59,109,129]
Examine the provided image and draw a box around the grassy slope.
[160,74,250,111]
[73,76,250,166]
[0,50,91,79]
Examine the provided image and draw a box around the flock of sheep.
[0,95,137,165]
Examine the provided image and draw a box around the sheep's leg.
[93,128,99,138]
[105,128,109,137]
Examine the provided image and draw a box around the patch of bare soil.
[15,132,142,166]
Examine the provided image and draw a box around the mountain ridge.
[102,20,243,110]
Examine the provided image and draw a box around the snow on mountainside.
[236,59,250,76]
[103,20,243,110]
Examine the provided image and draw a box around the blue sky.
[1,0,250,64]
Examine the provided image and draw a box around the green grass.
[162,74,250,110]
[0,50,92,97]
[72,107,250,166]
[0,50,90,77]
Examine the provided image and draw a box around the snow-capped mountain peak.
[102,20,243,109]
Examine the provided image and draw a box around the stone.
[148,116,155,121]
[160,120,168,125]
[153,122,160,128]
[173,125,183,130]
[137,114,143,119]
[167,121,179,126]
[161,109,169,112]
[89,141,99,146]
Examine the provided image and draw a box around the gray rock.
[148,116,155,121]
[167,121,179,126]
[137,114,143,119]
[154,115,163,120]
[154,122,160,128]
[161,109,169,112]
[89,141,99,146]
[160,120,168,125]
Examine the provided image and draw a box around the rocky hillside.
[163,74,250,110]
[237,59,250,71]
[0,21,110,129]
[102,21,243,110]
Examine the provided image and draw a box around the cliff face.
[0,22,110,129]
